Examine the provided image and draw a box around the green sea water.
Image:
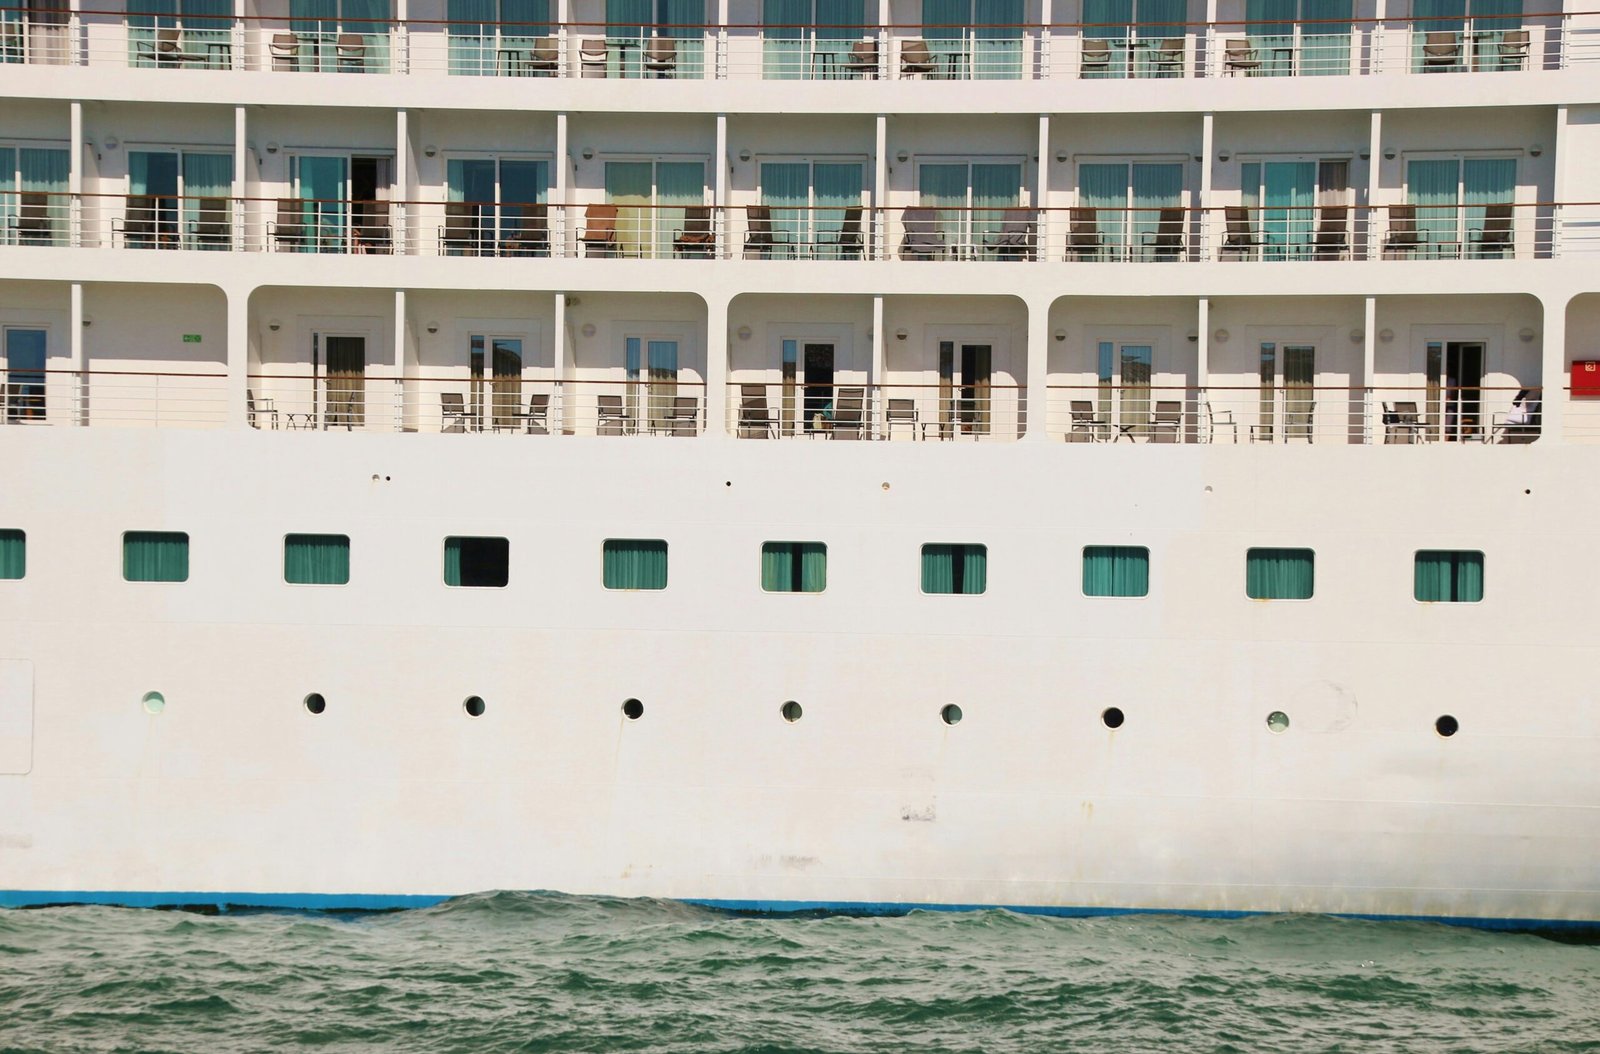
[1,893,1597,1053]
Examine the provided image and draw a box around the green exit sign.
[182,334,202,344]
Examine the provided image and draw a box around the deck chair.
[1068,399,1111,442]
[673,205,715,258]
[14,192,52,244]
[1383,400,1423,443]
[737,383,775,438]
[742,205,789,259]
[1080,37,1110,75]
[644,37,677,77]
[596,393,628,435]
[1149,400,1183,443]
[440,392,472,433]
[815,206,864,260]
[899,207,945,260]
[1222,206,1263,259]
[1145,206,1185,261]
[1149,37,1184,76]
[500,203,550,257]
[189,197,230,249]
[519,392,551,434]
[353,200,391,254]
[987,208,1037,261]
[580,204,619,257]
[1469,203,1513,258]
[270,198,308,251]
[900,38,936,77]
[336,32,366,71]
[579,38,608,77]
[844,38,878,77]
[886,397,918,439]
[1205,401,1237,444]
[1422,31,1461,70]
[1068,207,1102,260]
[269,33,301,70]
[119,194,159,247]
[831,387,865,439]
[1223,37,1259,75]
[247,389,278,430]
[527,36,559,74]
[442,202,481,255]
[1497,28,1530,70]
[1312,205,1349,260]
[1493,388,1540,444]
[1383,204,1423,258]
[665,395,699,436]
[155,27,200,65]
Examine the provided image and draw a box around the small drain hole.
[1436,714,1459,737]
[622,698,644,720]
[463,696,486,718]
[940,704,963,726]
[303,693,327,716]
[780,700,802,723]
[1101,707,1125,729]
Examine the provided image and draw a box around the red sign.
[1574,361,1600,397]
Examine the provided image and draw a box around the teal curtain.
[130,151,178,197]
[971,162,1020,248]
[1263,160,1315,260]
[1131,162,1181,260]
[1464,157,1514,257]
[608,0,652,75]
[1471,0,1521,63]
[1413,0,1464,71]
[922,543,986,594]
[1083,546,1149,597]
[923,0,967,77]
[1247,0,1294,74]
[290,0,339,69]
[1246,547,1313,599]
[19,148,67,245]
[762,542,826,592]
[295,155,348,252]
[448,0,496,74]
[920,162,968,251]
[340,0,391,71]
[444,536,508,587]
[1300,0,1350,75]
[655,160,704,258]
[763,0,808,77]
[285,534,350,585]
[500,160,546,242]
[973,0,1023,78]
[1080,162,1127,257]
[1082,0,1131,75]
[813,162,861,258]
[0,148,12,233]
[1407,158,1458,259]
[128,0,177,63]
[815,0,863,73]
[123,532,189,582]
[0,529,22,579]
[1134,0,1185,77]
[658,0,705,75]
[182,152,232,247]
[761,162,809,256]
[1415,550,1483,602]
[604,539,668,589]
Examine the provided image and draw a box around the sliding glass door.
[625,336,680,431]
[129,149,232,249]
[1257,342,1314,442]
[1407,156,1515,259]
[1082,0,1188,78]
[1244,0,1350,75]
[605,0,706,78]
[447,157,548,253]
[1241,159,1347,261]
[922,0,1024,79]
[604,159,705,258]
[470,335,524,430]
[447,0,550,75]
[3,327,46,423]
[759,161,863,258]
[1079,161,1183,260]
[1097,341,1151,438]
[0,146,69,246]
[290,0,393,71]
[919,161,1022,256]
[762,0,865,79]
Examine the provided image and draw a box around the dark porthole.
[303,693,327,716]
[940,704,963,726]
[1102,707,1125,729]
[463,696,486,718]
[622,698,644,720]
[1436,715,1459,738]
[781,701,803,723]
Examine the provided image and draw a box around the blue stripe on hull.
[1,888,1596,934]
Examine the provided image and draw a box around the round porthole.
[1435,715,1459,738]
[141,691,165,715]
[303,693,327,716]
[622,698,644,720]
[1266,711,1290,734]
[463,696,486,718]
[1101,707,1125,729]
[780,701,802,723]
[940,704,963,726]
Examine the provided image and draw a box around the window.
[1081,0,1188,77]
[922,543,986,595]
[444,157,549,254]
[762,542,826,593]
[1240,159,1349,261]
[444,536,509,587]
[603,0,707,78]
[1406,156,1516,259]
[759,160,864,258]
[287,0,395,73]
[1082,546,1148,597]
[285,534,350,585]
[126,149,233,250]
[604,159,706,257]
[470,335,526,430]
[762,0,867,80]
[604,539,668,590]
[447,0,552,75]
[1415,550,1484,602]
[921,0,1025,79]
[919,161,1023,255]
[1244,0,1353,76]
[0,145,69,245]
[1246,547,1313,600]
[1078,161,1184,260]
[0,529,23,579]
[123,531,189,582]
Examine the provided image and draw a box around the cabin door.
[1096,341,1152,439]
[318,334,367,429]
[3,327,46,423]
[1429,341,1485,441]
[801,343,834,432]
[1256,342,1315,442]
[938,341,992,438]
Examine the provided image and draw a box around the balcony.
[0,7,1579,80]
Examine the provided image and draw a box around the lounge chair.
[1079,37,1110,76]
[1205,402,1237,443]
[1223,37,1259,75]
[500,203,550,257]
[269,198,308,251]
[987,208,1037,261]
[742,205,791,259]
[188,197,230,249]
[737,383,776,438]
[1421,31,1461,70]
[900,38,936,77]
[1492,388,1539,444]
[579,38,608,77]
[1068,399,1110,442]
[517,392,551,434]
[155,27,201,65]
[1149,400,1182,443]
[526,37,559,75]
[596,393,628,435]
[1312,205,1349,260]
[673,205,715,258]
[1383,401,1423,443]
[353,200,391,254]
[1497,28,1530,70]
[118,194,159,248]
[1469,203,1513,258]
[1149,37,1184,77]
[270,33,300,70]
[442,202,481,255]
[1222,206,1263,259]
[580,204,619,257]
[1383,204,1424,259]
[817,206,864,260]
[886,397,918,439]
[440,392,473,433]
[899,207,945,260]
[844,38,878,78]
[247,389,278,430]
[336,32,366,72]
[831,387,865,439]
[1144,206,1185,261]
[664,395,699,436]
[1067,206,1102,260]
[644,37,677,77]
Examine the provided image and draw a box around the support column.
[715,113,728,257]
[393,290,407,432]
[1363,296,1377,443]
[1539,292,1567,443]
[1024,294,1051,441]
[1200,113,1214,255]
[233,106,247,252]
[1196,297,1209,385]
[704,292,729,439]
[68,101,81,247]
[1036,114,1050,256]
[1554,105,1569,256]
[553,293,569,434]
[69,282,84,425]
[874,114,887,258]
[1367,111,1382,208]
[226,285,250,429]
[395,109,410,254]
[555,113,569,255]
[871,295,885,436]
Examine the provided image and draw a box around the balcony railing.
[9,194,1585,263]
[1,8,1582,79]
[2,367,228,428]
[728,381,1027,441]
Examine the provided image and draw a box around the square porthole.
[921,544,986,595]
[285,534,350,585]
[604,539,667,590]
[761,542,825,593]
[0,529,23,580]
[1245,547,1313,600]
[123,531,189,583]
[444,536,509,588]
[1082,546,1149,597]
[1414,550,1483,603]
